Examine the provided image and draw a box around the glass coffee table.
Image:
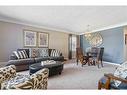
[29,61,64,77]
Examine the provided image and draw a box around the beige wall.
[0,21,69,62]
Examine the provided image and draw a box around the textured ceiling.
[0,6,127,34]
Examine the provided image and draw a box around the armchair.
[98,62,127,89]
[0,65,49,89]
[98,73,127,89]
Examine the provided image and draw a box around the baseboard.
[104,61,121,66]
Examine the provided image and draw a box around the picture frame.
[24,30,37,47]
[38,32,49,47]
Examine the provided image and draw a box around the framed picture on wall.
[38,32,49,47]
[24,30,37,47]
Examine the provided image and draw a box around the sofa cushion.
[7,58,35,66]
[49,56,64,61]
[1,74,30,89]
[39,48,49,57]
[35,57,50,63]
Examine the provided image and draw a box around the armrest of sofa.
[104,73,127,83]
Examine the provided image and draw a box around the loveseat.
[7,48,64,71]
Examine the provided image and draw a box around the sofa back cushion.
[39,48,49,57]
[1,74,30,89]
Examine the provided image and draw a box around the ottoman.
[29,61,64,76]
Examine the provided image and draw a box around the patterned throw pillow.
[20,50,28,58]
[50,50,55,57]
[39,48,49,57]
[113,61,127,87]
[29,48,39,58]
[50,49,61,57]
[13,50,28,59]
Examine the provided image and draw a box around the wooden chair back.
[76,48,84,64]
[97,47,104,61]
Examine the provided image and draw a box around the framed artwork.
[24,30,37,47]
[38,32,49,47]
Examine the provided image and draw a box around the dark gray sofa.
[7,48,64,72]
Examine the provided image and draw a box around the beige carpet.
[19,60,118,89]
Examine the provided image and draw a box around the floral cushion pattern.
[113,61,127,87]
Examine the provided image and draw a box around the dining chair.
[87,47,99,66]
[95,47,104,68]
[76,48,89,67]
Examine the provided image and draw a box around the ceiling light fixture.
[84,25,92,41]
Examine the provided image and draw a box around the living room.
[0,3,127,95]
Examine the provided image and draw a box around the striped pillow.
[50,50,61,57]
[13,50,28,59]
[20,50,28,58]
